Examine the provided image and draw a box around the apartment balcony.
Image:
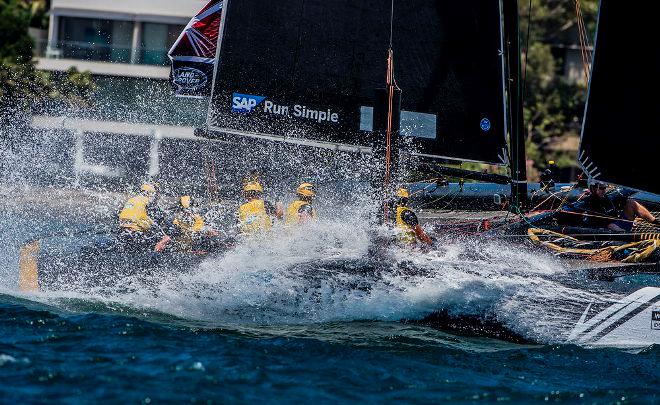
[36,3,203,80]
[36,40,172,80]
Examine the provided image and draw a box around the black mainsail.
[206,0,509,165]
[579,0,660,195]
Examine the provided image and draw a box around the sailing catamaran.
[171,0,660,345]
[19,0,660,346]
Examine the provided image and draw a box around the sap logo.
[173,68,207,90]
[232,93,266,113]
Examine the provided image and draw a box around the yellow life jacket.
[173,212,204,233]
[285,200,315,226]
[238,199,271,233]
[172,211,204,250]
[396,206,417,245]
[118,195,152,232]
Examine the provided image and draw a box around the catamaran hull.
[18,237,211,293]
[17,235,660,348]
[567,287,660,347]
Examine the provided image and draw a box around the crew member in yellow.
[238,181,282,234]
[285,182,316,225]
[155,196,208,252]
[393,187,432,246]
[119,183,157,232]
[118,183,167,249]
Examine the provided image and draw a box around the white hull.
[568,287,660,347]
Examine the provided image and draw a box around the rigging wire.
[574,0,592,84]
[522,0,532,98]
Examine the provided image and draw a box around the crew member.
[285,182,316,226]
[577,180,658,232]
[119,183,158,233]
[238,181,281,234]
[393,187,432,246]
[539,160,557,191]
[118,183,167,248]
[242,168,262,187]
[155,195,206,252]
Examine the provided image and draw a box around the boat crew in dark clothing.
[579,180,658,232]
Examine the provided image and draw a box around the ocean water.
[0,192,658,403]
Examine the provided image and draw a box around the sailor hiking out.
[155,195,210,252]
[118,183,168,249]
[238,181,282,234]
[392,188,432,246]
[572,180,659,232]
[285,182,316,226]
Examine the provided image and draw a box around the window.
[360,107,437,139]
[59,17,133,63]
[141,23,186,65]
[400,111,437,139]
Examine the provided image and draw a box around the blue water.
[1,295,658,403]
[1,195,659,403]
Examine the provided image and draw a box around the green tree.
[0,0,94,136]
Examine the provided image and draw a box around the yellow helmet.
[296,182,315,197]
[548,160,555,165]
[141,183,156,195]
[180,195,192,209]
[396,188,410,198]
[244,181,263,193]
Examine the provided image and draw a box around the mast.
[503,0,528,211]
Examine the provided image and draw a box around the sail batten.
[206,0,509,165]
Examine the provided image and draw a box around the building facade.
[30,1,209,189]
[39,0,206,78]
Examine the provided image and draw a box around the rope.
[382,0,400,222]
[417,190,459,210]
[557,209,636,225]
[528,228,660,263]
[574,0,592,84]
[382,48,395,221]
[529,188,571,212]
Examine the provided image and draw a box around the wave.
[2,217,622,345]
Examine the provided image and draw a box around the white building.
[32,1,209,186]
[38,0,206,79]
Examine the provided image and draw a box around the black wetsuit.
[400,209,419,228]
[578,191,629,230]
